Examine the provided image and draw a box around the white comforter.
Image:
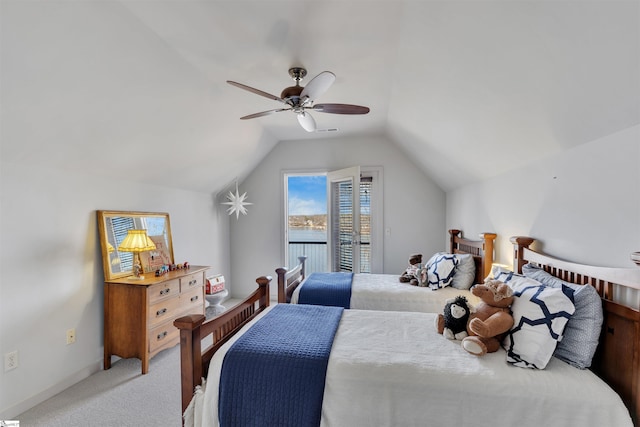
[291,273,480,312]
[187,307,633,427]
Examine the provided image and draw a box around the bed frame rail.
[511,236,640,423]
[174,276,271,414]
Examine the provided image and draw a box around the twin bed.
[175,237,640,426]
[277,229,496,312]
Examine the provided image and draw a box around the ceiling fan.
[227,67,370,132]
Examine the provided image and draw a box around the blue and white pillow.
[425,253,458,290]
[502,275,576,369]
[490,265,517,282]
[522,263,603,369]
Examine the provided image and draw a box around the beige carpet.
[16,299,244,427]
[17,345,183,427]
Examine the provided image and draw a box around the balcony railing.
[287,241,371,274]
[288,241,327,275]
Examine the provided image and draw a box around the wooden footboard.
[174,276,271,414]
[511,237,640,423]
[277,255,307,303]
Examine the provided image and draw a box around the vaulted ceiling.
[2,1,638,192]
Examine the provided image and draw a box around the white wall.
[228,134,446,299]
[446,125,640,269]
[0,163,229,418]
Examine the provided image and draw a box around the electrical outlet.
[4,350,18,371]
[66,328,76,345]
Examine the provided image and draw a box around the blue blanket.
[298,272,354,308]
[218,304,343,427]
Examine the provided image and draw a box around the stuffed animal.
[461,280,514,356]
[435,295,474,340]
[399,253,423,286]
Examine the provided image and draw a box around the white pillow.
[501,275,576,369]
[425,253,458,290]
[451,253,476,290]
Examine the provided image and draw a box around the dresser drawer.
[148,295,182,328]
[180,272,204,292]
[148,321,179,354]
[180,286,204,315]
[148,279,180,304]
[104,265,210,374]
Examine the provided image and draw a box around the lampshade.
[118,229,156,253]
[106,242,115,253]
[118,230,156,280]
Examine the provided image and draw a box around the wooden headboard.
[277,229,496,303]
[511,236,640,423]
[449,229,496,284]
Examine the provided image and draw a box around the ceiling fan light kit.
[227,67,370,132]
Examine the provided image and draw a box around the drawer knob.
[190,295,199,302]
[159,288,171,296]
[157,331,168,341]
[189,279,197,286]
[156,308,167,317]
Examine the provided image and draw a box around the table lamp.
[117,229,157,280]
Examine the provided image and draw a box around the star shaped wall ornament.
[221,182,252,219]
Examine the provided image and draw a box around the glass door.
[327,166,360,272]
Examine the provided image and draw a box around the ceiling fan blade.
[297,112,316,132]
[240,108,289,120]
[313,103,370,115]
[227,80,286,103]
[300,71,336,104]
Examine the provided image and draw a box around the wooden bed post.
[510,236,535,273]
[449,229,461,253]
[257,275,270,307]
[276,267,288,303]
[174,313,205,417]
[298,255,307,280]
[479,232,497,280]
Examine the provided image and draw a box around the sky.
[288,175,327,215]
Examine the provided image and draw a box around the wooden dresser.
[103,265,209,374]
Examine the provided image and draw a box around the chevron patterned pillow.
[502,276,576,369]
[522,263,603,369]
[425,253,459,290]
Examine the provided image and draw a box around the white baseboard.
[0,359,102,420]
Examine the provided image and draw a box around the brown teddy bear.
[399,253,423,286]
[461,280,514,356]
